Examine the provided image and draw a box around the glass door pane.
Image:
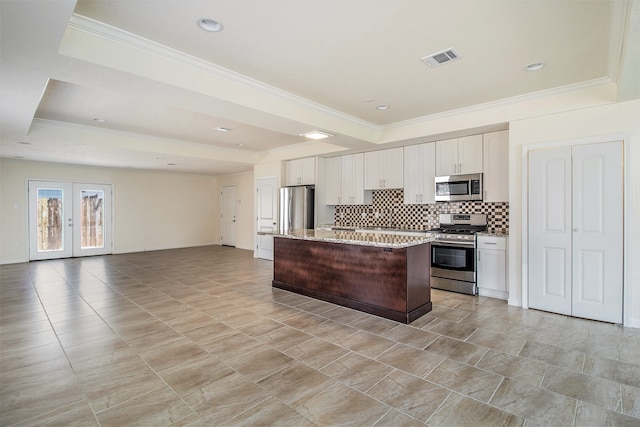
[29,181,73,260]
[80,190,105,249]
[73,183,112,257]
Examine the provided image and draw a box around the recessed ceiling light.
[198,18,224,32]
[14,156,25,159]
[17,141,31,145]
[235,143,245,147]
[524,62,545,72]
[166,163,176,166]
[300,131,334,140]
[93,118,107,123]
[376,104,390,110]
[214,127,231,132]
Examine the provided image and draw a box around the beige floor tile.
[159,355,235,396]
[13,400,98,427]
[321,351,394,392]
[476,349,547,386]
[3,246,640,426]
[367,369,450,422]
[227,346,295,382]
[221,396,316,426]
[381,323,439,348]
[426,358,503,403]
[376,343,444,377]
[372,409,425,427]
[490,378,577,426]
[257,361,336,408]
[575,400,640,427]
[542,365,623,412]
[297,383,391,426]
[427,392,523,427]
[183,371,270,425]
[284,337,350,369]
[425,335,488,365]
[95,386,193,427]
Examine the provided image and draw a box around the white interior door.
[571,142,623,323]
[29,181,113,260]
[256,177,278,260]
[221,186,237,247]
[528,147,573,315]
[528,142,623,323]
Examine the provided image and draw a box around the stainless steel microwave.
[435,173,483,202]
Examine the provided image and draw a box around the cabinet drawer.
[477,235,506,250]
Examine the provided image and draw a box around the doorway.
[221,185,237,247]
[28,181,113,260]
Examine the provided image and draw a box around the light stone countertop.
[274,229,434,248]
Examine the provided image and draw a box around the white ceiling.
[1,0,639,175]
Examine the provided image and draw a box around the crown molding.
[384,77,615,130]
[67,14,377,131]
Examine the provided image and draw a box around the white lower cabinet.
[477,235,508,300]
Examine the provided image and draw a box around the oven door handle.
[432,241,476,248]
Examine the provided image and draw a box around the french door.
[28,181,113,260]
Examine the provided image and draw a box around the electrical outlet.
[361,212,367,219]
[340,212,345,219]
[374,211,380,218]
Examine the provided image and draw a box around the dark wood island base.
[272,236,432,324]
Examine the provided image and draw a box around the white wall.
[216,170,255,251]
[508,99,640,327]
[0,159,218,264]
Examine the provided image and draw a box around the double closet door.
[528,141,623,323]
[28,181,113,260]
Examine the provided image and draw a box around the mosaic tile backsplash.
[334,189,509,234]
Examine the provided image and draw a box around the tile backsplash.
[334,189,509,234]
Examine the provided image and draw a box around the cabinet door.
[384,148,404,189]
[420,143,436,203]
[477,249,506,292]
[435,138,458,176]
[458,135,483,174]
[324,157,342,205]
[403,145,422,204]
[341,154,365,204]
[483,131,509,202]
[364,151,383,190]
[300,157,316,185]
[284,160,300,186]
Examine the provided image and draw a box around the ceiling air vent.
[421,48,462,67]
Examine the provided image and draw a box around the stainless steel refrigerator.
[279,186,314,233]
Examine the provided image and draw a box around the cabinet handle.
[484,242,497,245]
[338,196,341,204]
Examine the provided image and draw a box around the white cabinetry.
[364,148,403,190]
[285,157,315,186]
[477,235,508,300]
[403,143,436,204]
[483,131,509,202]
[435,135,483,176]
[341,153,367,205]
[324,157,342,205]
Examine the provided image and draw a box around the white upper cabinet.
[403,143,436,204]
[482,130,509,202]
[435,135,483,176]
[364,147,404,190]
[341,153,366,205]
[324,157,342,205]
[285,157,315,186]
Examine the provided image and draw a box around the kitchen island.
[272,229,433,323]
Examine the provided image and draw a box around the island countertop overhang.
[274,229,434,248]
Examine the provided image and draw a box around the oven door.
[430,242,476,283]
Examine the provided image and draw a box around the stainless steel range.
[429,213,487,295]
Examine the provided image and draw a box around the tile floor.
[1,245,640,426]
